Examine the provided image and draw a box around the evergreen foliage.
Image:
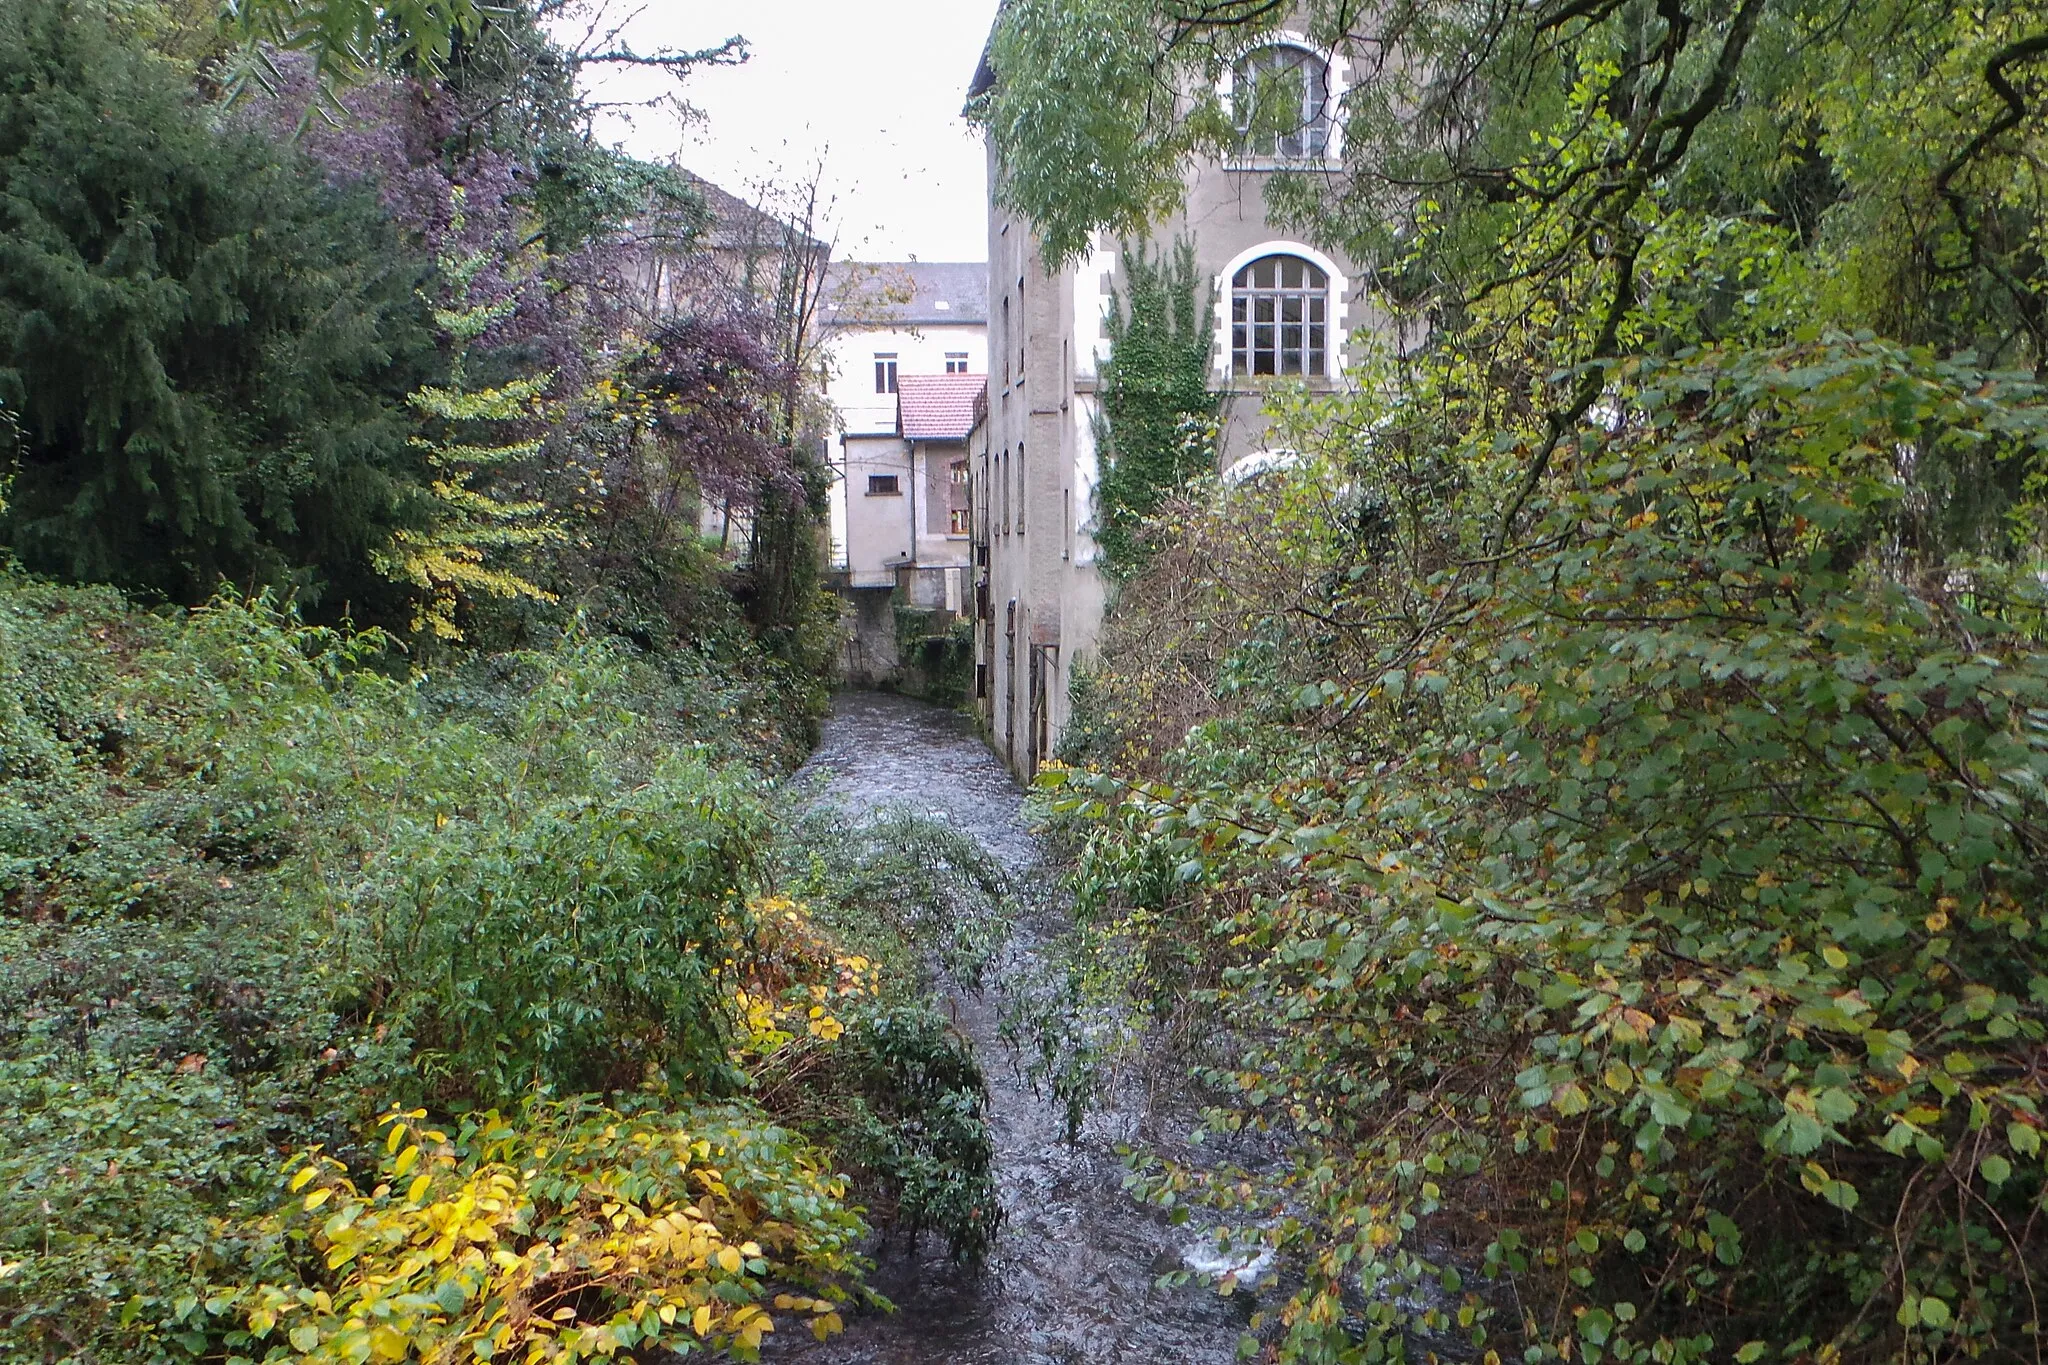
[0,0,434,608]
[1093,239,1218,576]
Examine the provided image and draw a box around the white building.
[821,262,988,585]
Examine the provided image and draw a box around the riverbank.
[0,580,989,1362]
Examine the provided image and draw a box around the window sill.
[1223,155,1339,173]
[864,491,903,498]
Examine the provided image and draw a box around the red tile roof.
[896,373,987,441]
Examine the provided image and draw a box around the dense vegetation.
[989,0,2048,1360]
[0,2,1004,1361]
[1092,240,1219,576]
[0,577,1008,1361]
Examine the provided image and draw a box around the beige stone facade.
[965,23,1381,777]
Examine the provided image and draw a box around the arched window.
[1232,45,1332,160]
[1232,254,1329,377]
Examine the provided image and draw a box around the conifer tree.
[0,0,433,609]
[376,196,559,641]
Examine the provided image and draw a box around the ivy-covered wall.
[1092,239,1220,577]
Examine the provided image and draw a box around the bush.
[1049,339,2048,1362]
[0,576,865,1362]
[225,1100,862,1363]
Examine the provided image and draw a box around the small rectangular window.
[945,352,970,374]
[867,474,900,496]
[874,354,898,394]
[949,507,971,535]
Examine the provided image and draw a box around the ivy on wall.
[1093,240,1218,577]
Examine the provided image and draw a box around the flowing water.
[764,691,1247,1365]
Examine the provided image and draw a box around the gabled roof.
[897,373,988,441]
[825,262,989,328]
[679,171,825,254]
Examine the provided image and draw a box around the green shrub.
[364,760,765,1105]
[1051,339,2048,1362]
[0,576,865,1362]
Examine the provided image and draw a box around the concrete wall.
[840,434,974,590]
[841,434,913,588]
[973,152,1107,780]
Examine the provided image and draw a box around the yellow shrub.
[229,1101,861,1363]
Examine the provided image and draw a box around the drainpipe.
[906,438,918,572]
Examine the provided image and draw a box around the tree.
[375,205,560,642]
[978,0,2048,394]
[0,0,435,609]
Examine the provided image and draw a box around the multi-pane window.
[867,474,900,495]
[1233,45,1332,160]
[1232,255,1329,377]
[873,353,898,394]
[945,353,970,374]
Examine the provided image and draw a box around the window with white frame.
[1232,254,1329,377]
[1232,44,1332,160]
[945,352,970,374]
[873,353,898,394]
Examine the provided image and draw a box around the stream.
[763,691,1248,1365]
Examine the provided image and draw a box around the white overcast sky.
[566,1,1000,263]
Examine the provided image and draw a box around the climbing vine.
[1093,239,1218,577]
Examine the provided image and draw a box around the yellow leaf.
[393,1146,420,1178]
[304,1188,333,1211]
[716,1245,744,1274]
[407,1175,432,1205]
[289,1166,318,1193]
[693,1305,713,1336]
[387,1124,407,1155]
[369,1323,408,1361]
[249,1307,275,1337]
[812,1312,844,1341]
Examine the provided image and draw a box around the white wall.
[824,321,986,575]
[824,322,987,435]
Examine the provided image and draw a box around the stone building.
[965,22,1377,776]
